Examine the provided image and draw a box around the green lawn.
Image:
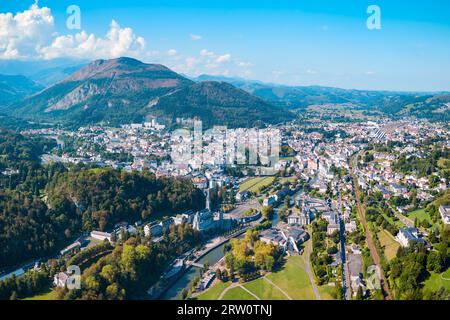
[195,256,316,300]
[266,259,315,300]
[243,278,286,300]
[239,177,265,192]
[317,284,336,300]
[423,269,450,291]
[381,213,405,228]
[377,230,400,261]
[408,209,431,223]
[196,281,232,300]
[279,176,297,185]
[222,287,257,300]
[23,289,57,300]
[239,176,276,195]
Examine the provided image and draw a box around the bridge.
[185,261,205,269]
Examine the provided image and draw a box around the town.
[1,114,448,301]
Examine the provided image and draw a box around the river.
[160,241,229,300]
[160,201,287,300]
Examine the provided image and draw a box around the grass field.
[408,209,431,223]
[196,281,232,300]
[377,229,400,261]
[266,259,315,300]
[23,289,57,300]
[239,176,276,194]
[279,176,297,185]
[381,213,405,228]
[222,287,257,300]
[423,268,450,291]
[198,256,317,300]
[317,284,336,300]
[243,278,286,300]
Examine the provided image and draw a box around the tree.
[181,288,188,300]
[261,206,274,220]
[356,286,364,300]
[215,268,222,281]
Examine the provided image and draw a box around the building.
[235,191,249,202]
[199,272,216,291]
[287,210,310,226]
[193,209,215,232]
[60,241,82,256]
[260,228,287,248]
[439,205,450,225]
[347,253,364,296]
[90,231,112,242]
[396,227,424,247]
[260,225,309,254]
[53,272,69,288]
[327,223,340,235]
[280,225,309,253]
[144,223,163,238]
[322,211,338,225]
[345,220,358,233]
[263,196,276,207]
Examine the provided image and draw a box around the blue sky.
[1,0,450,91]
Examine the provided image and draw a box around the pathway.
[263,277,292,300]
[289,242,321,300]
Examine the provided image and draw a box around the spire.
[206,188,211,211]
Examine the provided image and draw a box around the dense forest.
[56,224,202,300]
[393,147,449,178]
[0,129,205,269]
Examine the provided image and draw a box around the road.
[351,155,392,300]
[335,180,351,300]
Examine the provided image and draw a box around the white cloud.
[189,34,202,41]
[216,53,231,63]
[0,3,54,59]
[305,69,318,75]
[0,4,253,79]
[200,49,214,57]
[0,4,146,60]
[40,20,146,60]
[167,49,177,56]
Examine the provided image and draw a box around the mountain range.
[0,75,43,106]
[5,57,290,128]
[0,57,449,127]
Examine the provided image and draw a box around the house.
[199,272,216,291]
[396,227,424,247]
[280,225,309,253]
[287,210,310,226]
[60,241,82,256]
[322,211,338,224]
[263,196,276,207]
[347,253,364,296]
[439,205,450,225]
[53,272,69,288]
[144,223,160,237]
[90,231,112,242]
[327,223,340,235]
[235,191,249,202]
[260,228,287,248]
[345,220,357,233]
